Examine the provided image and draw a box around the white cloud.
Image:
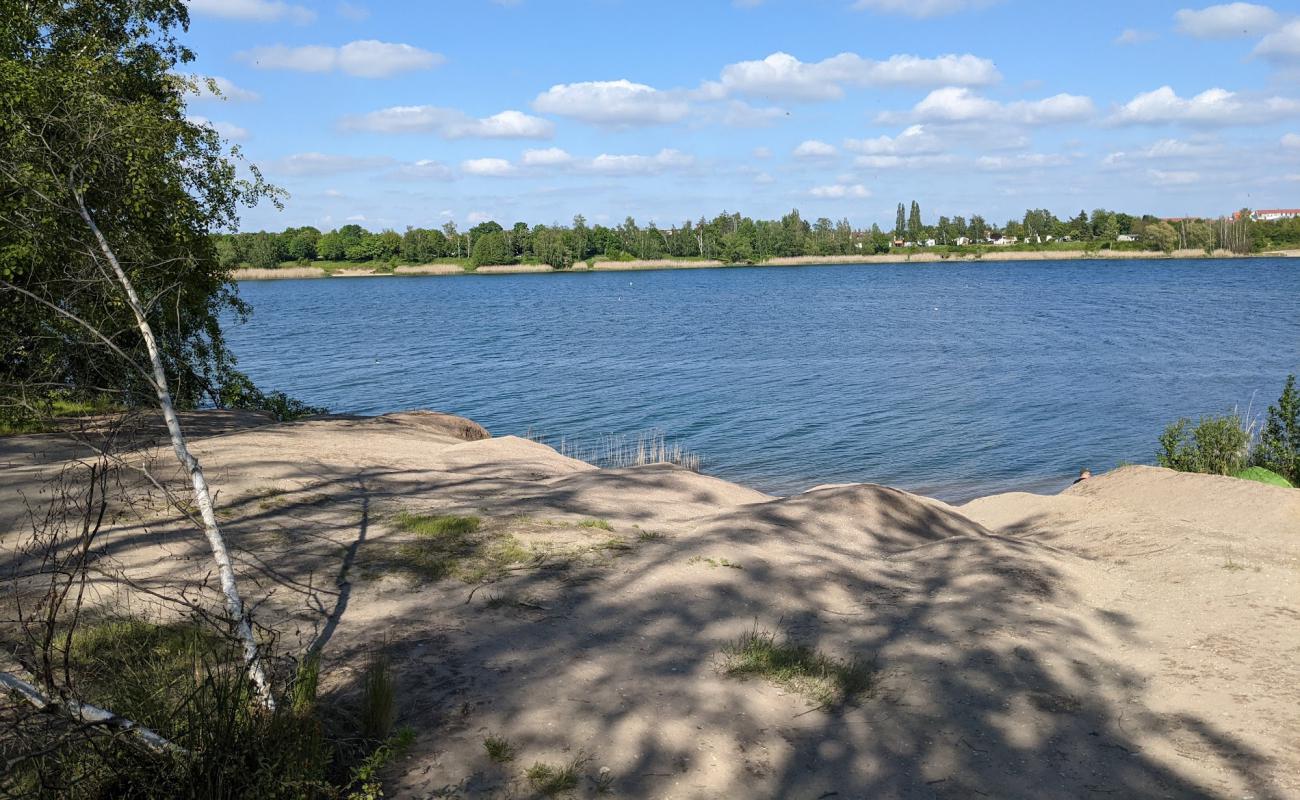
[532,79,689,125]
[878,87,1094,125]
[708,51,1000,102]
[1174,3,1278,39]
[752,146,774,159]
[1115,29,1157,45]
[189,75,260,102]
[1254,20,1300,64]
[1110,86,1300,126]
[587,148,694,175]
[754,172,775,184]
[190,116,250,141]
[844,124,942,155]
[467,211,494,225]
[342,106,552,138]
[853,154,956,169]
[975,153,1071,169]
[520,147,574,166]
[461,157,516,177]
[1145,138,1220,157]
[809,183,871,198]
[1102,138,1222,164]
[392,160,455,181]
[851,0,999,18]
[270,153,394,175]
[1284,133,1300,148]
[793,139,838,158]
[1148,168,1201,185]
[186,0,314,24]
[238,41,444,78]
[454,148,695,178]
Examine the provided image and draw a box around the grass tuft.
[397,513,481,538]
[483,734,516,763]
[721,627,874,708]
[526,754,587,796]
[359,652,396,741]
[578,518,613,531]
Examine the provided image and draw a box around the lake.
[225,259,1300,502]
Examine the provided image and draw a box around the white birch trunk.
[75,196,276,710]
[0,671,184,754]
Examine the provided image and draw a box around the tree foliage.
[0,0,277,421]
[1255,374,1300,484]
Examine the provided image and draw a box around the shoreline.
[231,248,1300,280]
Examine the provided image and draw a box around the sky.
[180,0,1300,232]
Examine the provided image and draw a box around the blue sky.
[182,0,1300,232]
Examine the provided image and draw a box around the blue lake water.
[225,259,1300,502]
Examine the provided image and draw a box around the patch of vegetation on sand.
[483,734,516,763]
[391,513,538,582]
[526,754,588,796]
[721,627,875,708]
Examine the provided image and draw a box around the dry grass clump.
[552,430,702,472]
[721,628,874,708]
[393,264,466,276]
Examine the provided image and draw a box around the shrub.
[1157,414,1250,475]
[1253,374,1299,484]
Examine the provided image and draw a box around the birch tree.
[1,0,281,707]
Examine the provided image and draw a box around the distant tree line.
[215,204,1292,270]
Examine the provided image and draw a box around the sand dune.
[1,412,1296,798]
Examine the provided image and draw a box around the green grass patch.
[721,628,874,708]
[397,512,481,537]
[483,734,516,763]
[392,513,536,582]
[526,755,587,796]
[578,518,613,531]
[1234,466,1294,488]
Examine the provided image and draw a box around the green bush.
[1157,414,1250,475]
[1253,374,1299,484]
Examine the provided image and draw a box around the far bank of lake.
[230,247,1300,280]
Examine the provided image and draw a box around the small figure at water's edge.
[1073,468,1092,485]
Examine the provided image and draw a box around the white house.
[954,236,971,245]
[1251,209,1300,222]
[1117,234,1139,242]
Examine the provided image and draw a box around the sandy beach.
[3,410,1296,798]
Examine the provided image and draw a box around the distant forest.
[215,205,1300,269]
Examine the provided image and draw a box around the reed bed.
[527,429,702,472]
[231,267,326,280]
[590,259,724,270]
[393,264,467,275]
